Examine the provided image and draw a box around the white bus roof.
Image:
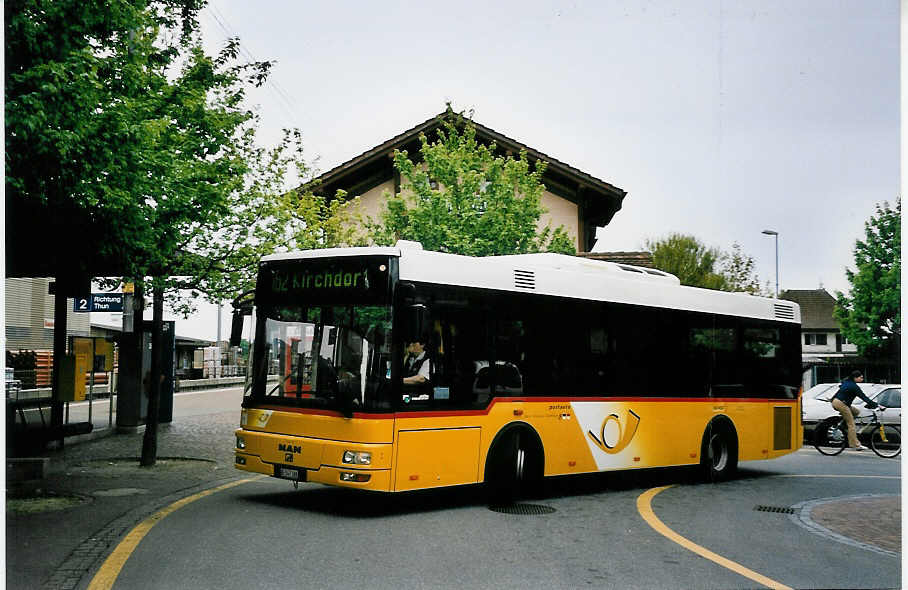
[262,241,800,324]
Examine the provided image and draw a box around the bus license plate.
[276,466,305,481]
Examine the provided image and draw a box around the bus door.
[393,306,489,491]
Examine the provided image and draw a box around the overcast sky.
[113,0,898,341]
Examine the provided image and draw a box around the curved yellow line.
[637,486,792,590]
[88,477,262,590]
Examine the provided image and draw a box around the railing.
[7,366,250,450]
[198,365,247,378]
[176,367,248,392]
[6,369,109,396]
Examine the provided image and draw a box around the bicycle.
[813,407,901,458]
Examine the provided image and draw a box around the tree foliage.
[369,107,575,256]
[7,0,346,311]
[834,199,901,358]
[7,0,220,274]
[719,242,770,295]
[646,234,767,294]
[646,234,727,290]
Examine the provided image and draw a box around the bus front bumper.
[235,452,392,490]
[234,428,392,491]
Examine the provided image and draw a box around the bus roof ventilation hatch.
[617,264,645,274]
[514,269,535,290]
[396,240,424,250]
[773,304,795,320]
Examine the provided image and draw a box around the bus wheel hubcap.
[710,435,727,471]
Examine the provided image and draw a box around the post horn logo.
[588,409,641,454]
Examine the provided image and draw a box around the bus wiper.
[267,373,293,397]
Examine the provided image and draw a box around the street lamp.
[762,229,779,297]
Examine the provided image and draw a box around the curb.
[45,473,252,590]
[789,494,900,558]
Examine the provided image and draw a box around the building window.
[804,333,828,346]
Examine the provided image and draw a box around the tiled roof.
[312,111,626,199]
[779,289,841,330]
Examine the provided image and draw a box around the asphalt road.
[105,446,900,590]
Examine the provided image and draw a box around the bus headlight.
[236,435,246,450]
[342,450,371,465]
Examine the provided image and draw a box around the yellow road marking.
[637,485,793,590]
[88,477,262,590]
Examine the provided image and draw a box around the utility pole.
[762,229,779,297]
[49,278,69,450]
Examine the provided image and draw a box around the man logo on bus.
[588,409,641,454]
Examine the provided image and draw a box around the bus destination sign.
[272,267,369,293]
[265,257,391,302]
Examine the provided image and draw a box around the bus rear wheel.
[485,426,543,503]
[700,420,738,482]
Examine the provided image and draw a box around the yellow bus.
[234,241,803,497]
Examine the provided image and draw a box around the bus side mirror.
[229,311,244,347]
[230,305,252,347]
[406,304,428,342]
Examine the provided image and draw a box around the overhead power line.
[204,4,302,130]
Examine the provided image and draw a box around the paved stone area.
[810,495,901,554]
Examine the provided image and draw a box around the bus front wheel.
[700,419,738,482]
[485,426,543,503]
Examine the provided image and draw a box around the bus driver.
[402,339,431,387]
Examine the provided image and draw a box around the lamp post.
[762,229,779,297]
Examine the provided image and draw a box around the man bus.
[234,241,802,497]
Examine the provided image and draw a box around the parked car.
[802,383,863,429]
[802,382,900,439]
[868,385,901,424]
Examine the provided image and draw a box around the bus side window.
[430,309,493,409]
[494,319,525,397]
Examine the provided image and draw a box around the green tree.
[369,107,575,256]
[646,234,768,293]
[6,0,218,277]
[162,130,362,315]
[646,234,727,289]
[7,0,348,313]
[719,242,770,295]
[834,199,901,358]
[7,0,351,463]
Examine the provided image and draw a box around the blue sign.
[73,294,125,312]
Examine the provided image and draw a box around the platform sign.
[73,293,124,312]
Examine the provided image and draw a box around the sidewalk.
[7,408,245,590]
[807,495,901,555]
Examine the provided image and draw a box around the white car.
[802,382,900,437]
[868,385,901,425]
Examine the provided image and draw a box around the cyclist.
[831,370,878,451]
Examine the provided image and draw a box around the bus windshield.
[248,304,393,412]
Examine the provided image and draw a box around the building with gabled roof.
[780,289,855,355]
[779,288,898,386]
[307,110,627,253]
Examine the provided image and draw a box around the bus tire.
[700,418,738,482]
[484,424,544,503]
